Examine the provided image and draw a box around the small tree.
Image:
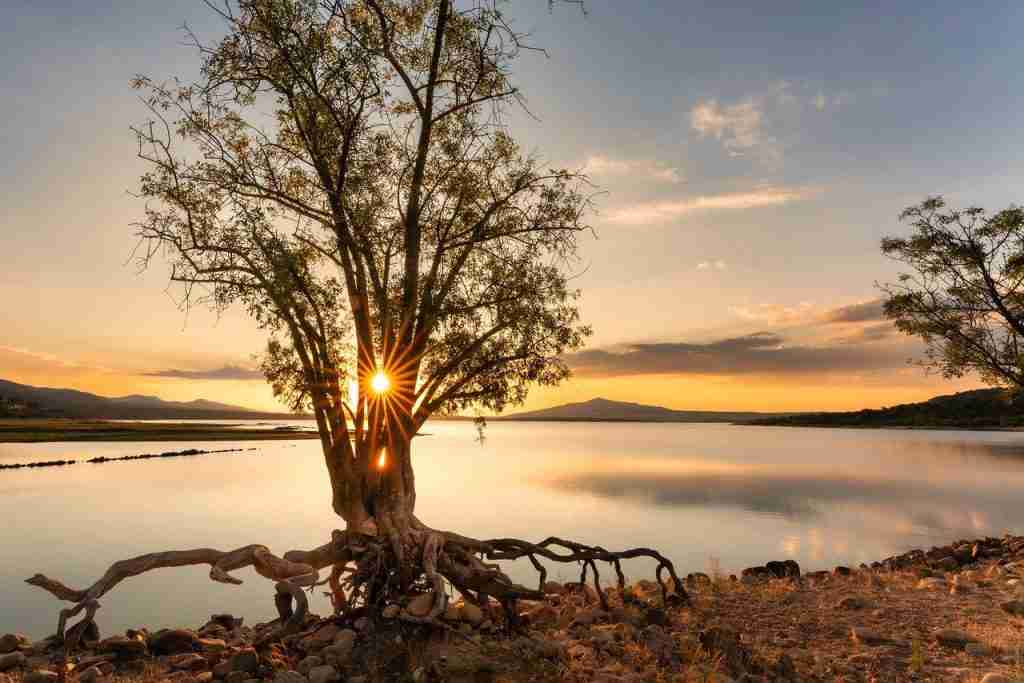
[881,196,1024,390]
[29,0,685,644]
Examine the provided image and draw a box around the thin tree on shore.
[27,0,686,645]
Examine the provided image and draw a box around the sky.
[3,0,1024,413]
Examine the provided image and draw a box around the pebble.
[306,664,340,683]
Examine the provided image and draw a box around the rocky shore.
[2,535,1024,682]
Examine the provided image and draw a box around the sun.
[371,370,391,395]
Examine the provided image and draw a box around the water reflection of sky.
[1,421,1023,637]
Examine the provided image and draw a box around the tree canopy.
[881,196,1024,389]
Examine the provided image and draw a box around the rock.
[916,577,946,590]
[1001,600,1024,617]
[524,603,558,627]
[685,572,712,588]
[933,556,960,572]
[298,625,339,653]
[78,666,102,683]
[273,672,307,683]
[97,636,147,659]
[226,671,249,683]
[381,605,400,619]
[0,635,29,654]
[571,608,608,627]
[543,581,566,595]
[934,629,977,650]
[196,673,214,683]
[980,675,1021,683]
[440,651,499,677]
[23,670,58,683]
[740,566,769,581]
[460,602,484,626]
[229,648,259,674]
[0,653,25,672]
[196,638,227,654]
[836,596,871,610]
[966,642,994,657]
[765,560,801,578]
[168,654,208,671]
[213,660,233,678]
[833,566,852,577]
[850,627,887,646]
[151,628,199,655]
[644,607,668,627]
[297,656,323,676]
[699,626,752,672]
[321,629,355,664]
[406,593,435,618]
[306,664,339,683]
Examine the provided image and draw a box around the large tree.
[881,196,1024,389]
[29,0,685,644]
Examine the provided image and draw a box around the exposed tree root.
[27,523,688,647]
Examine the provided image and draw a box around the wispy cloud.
[144,365,264,381]
[606,186,814,225]
[582,154,683,184]
[697,260,727,271]
[567,326,911,378]
[690,98,763,154]
[824,298,886,324]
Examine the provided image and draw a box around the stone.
[229,648,259,674]
[644,607,668,627]
[542,581,565,595]
[23,670,58,683]
[273,672,307,683]
[571,608,607,627]
[151,628,199,655]
[297,656,323,676]
[196,638,227,654]
[213,660,233,678]
[97,636,147,659]
[168,654,208,671]
[979,675,1020,683]
[298,625,339,653]
[381,605,400,619]
[966,642,994,657]
[78,666,102,683]
[934,556,960,572]
[765,560,801,578]
[459,602,484,626]
[836,596,871,610]
[1001,600,1024,617]
[916,577,946,590]
[306,664,340,683]
[699,626,752,672]
[850,627,887,646]
[226,671,249,683]
[934,629,977,650]
[196,673,214,683]
[833,566,852,577]
[0,653,26,673]
[524,603,558,627]
[0,635,29,655]
[406,592,435,618]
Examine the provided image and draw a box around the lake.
[2,421,1023,638]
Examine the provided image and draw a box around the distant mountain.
[500,397,784,423]
[0,378,300,420]
[752,388,1024,429]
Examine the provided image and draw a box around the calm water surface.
[2,421,1023,637]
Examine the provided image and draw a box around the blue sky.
[2,0,1022,410]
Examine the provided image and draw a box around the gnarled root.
[27,523,687,645]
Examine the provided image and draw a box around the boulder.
[0,653,26,672]
[765,560,801,578]
[405,593,435,618]
[833,566,852,577]
[151,629,199,655]
[297,656,323,676]
[1001,600,1024,617]
[836,596,871,610]
[97,637,147,659]
[273,672,307,683]
[934,629,977,650]
[23,670,58,683]
[197,638,227,654]
[850,627,887,646]
[459,603,484,626]
[168,653,208,671]
[306,664,340,683]
[298,625,339,653]
[0,635,29,654]
[229,648,259,674]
